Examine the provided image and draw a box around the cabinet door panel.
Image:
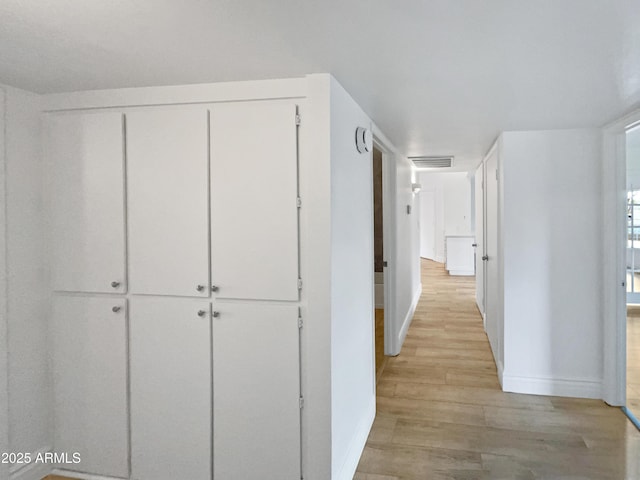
[47,112,126,293]
[213,302,301,479]
[210,102,299,300]
[130,297,211,480]
[52,295,128,478]
[127,109,210,297]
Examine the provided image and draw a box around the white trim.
[397,283,422,350]
[42,77,307,112]
[447,270,474,276]
[50,469,125,480]
[602,108,640,406]
[8,447,53,480]
[0,86,8,480]
[332,396,375,480]
[502,374,602,400]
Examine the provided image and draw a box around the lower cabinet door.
[52,295,128,478]
[213,302,301,480]
[130,297,211,480]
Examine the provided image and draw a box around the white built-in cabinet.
[210,102,299,301]
[130,297,212,480]
[47,112,127,294]
[445,235,475,276]
[127,109,211,297]
[212,302,301,479]
[46,100,302,480]
[51,296,129,478]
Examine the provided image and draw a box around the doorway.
[603,110,640,426]
[373,146,387,381]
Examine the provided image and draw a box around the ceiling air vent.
[410,156,454,169]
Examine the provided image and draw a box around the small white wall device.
[355,127,373,153]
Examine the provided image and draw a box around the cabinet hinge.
[296,197,302,208]
[495,169,499,181]
[299,396,304,409]
[298,316,303,329]
[295,114,301,126]
[298,278,303,290]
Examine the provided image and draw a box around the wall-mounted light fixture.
[355,127,373,154]
[411,182,422,194]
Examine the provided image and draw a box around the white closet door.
[130,297,211,480]
[213,302,301,480]
[47,112,126,293]
[51,295,128,478]
[127,109,210,297]
[210,102,299,300]
[485,148,501,366]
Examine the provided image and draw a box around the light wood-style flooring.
[355,259,640,480]
[376,308,388,383]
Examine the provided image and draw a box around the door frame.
[474,158,486,327]
[603,108,640,406]
[372,125,398,356]
[419,188,436,261]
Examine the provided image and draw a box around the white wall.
[0,86,9,480]
[3,85,51,479]
[392,154,422,351]
[419,172,472,262]
[328,77,376,480]
[301,75,333,480]
[501,129,603,398]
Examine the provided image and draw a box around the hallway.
[355,259,640,480]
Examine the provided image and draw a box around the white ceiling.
[1,0,639,171]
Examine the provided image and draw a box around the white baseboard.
[435,255,445,264]
[496,360,504,388]
[502,374,602,399]
[9,446,52,480]
[397,283,422,351]
[333,395,375,480]
[448,269,474,276]
[51,468,124,480]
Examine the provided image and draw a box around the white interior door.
[213,302,301,480]
[485,148,501,366]
[420,190,436,260]
[47,112,126,294]
[474,162,485,318]
[130,297,211,480]
[127,108,210,297]
[210,101,299,301]
[51,295,128,478]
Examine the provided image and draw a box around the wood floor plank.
[357,443,483,479]
[356,259,640,479]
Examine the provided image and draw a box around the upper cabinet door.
[210,102,299,301]
[47,112,126,293]
[127,109,210,297]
